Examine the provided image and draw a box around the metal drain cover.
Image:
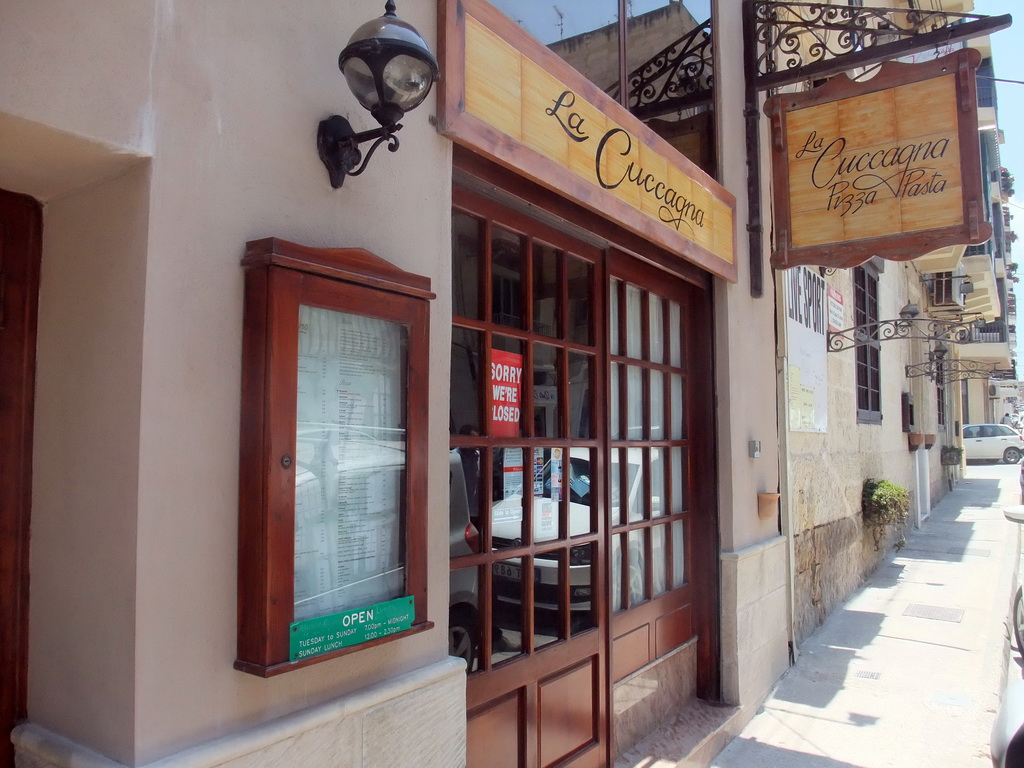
[903,604,964,622]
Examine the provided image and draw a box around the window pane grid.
[449,201,600,673]
[608,281,690,613]
[854,267,881,422]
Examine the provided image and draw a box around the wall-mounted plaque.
[236,238,434,676]
[765,49,991,270]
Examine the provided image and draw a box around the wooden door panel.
[538,658,598,767]
[467,630,600,709]
[655,604,693,659]
[610,625,649,683]
[468,693,522,768]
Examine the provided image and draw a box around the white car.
[491,448,653,623]
[962,423,1024,464]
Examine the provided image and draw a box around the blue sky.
[975,1,1021,365]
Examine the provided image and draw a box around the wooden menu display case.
[235,238,434,677]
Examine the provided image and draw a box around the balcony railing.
[969,324,1009,344]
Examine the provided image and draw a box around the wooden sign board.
[437,0,737,283]
[765,49,991,270]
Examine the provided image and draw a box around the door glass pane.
[451,448,482,548]
[628,528,647,606]
[651,447,667,518]
[672,519,686,588]
[628,449,645,522]
[492,447,525,548]
[611,363,622,439]
[294,306,406,622]
[533,241,559,338]
[611,447,625,526]
[492,226,524,328]
[611,533,625,613]
[534,548,562,650]
[652,525,668,596]
[650,369,664,439]
[452,211,483,320]
[649,293,664,363]
[570,543,596,633]
[533,448,561,544]
[568,448,596,535]
[670,373,685,439]
[492,557,526,663]
[610,278,621,356]
[669,301,682,366]
[533,343,560,438]
[449,566,480,672]
[492,336,524,438]
[568,352,592,439]
[626,284,642,358]
[451,327,483,436]
[671,447,687,514]
[627,365,644,440]
[567,255,592,345]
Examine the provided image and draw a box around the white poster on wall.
[785,267,828,432]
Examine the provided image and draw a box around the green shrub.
[862,479,910,550]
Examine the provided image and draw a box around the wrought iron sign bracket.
[905,359,1002,383]
[623,19,714,121]
[827,317,977,353]
[747,2,1011,91]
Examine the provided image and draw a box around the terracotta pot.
[757,492,781,520]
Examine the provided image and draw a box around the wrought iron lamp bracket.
[317,116,403,189]
[827,318,975,353]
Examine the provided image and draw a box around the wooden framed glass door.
[449,187,607,768]
[449,182,719,767]
[605,251,719,702]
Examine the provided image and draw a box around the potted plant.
[862,478,910,550]
[940,445,963,466]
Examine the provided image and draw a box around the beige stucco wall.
[714,0,790,713]
[1,1,455,765]
[714,0,783,556]
[30,161,152,757]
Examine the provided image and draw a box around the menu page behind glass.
[293,305,408,622]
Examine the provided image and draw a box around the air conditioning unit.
[990,384,999,397]
[928,272,967,309]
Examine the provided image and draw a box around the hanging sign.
[765,49,991,270]
[490,349,523,437]
[437,0,737,282]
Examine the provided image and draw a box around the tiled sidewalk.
[710,466,1021,768]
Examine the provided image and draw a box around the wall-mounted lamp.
[317,1,440,188]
